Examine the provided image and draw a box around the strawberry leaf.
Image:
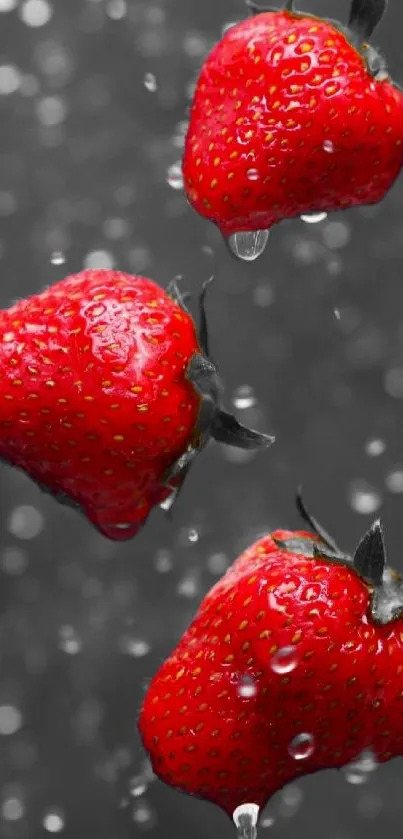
[353,519,386,586]
[348,0,387,41]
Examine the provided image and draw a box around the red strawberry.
[0,269,272,540]
[183,0,403,259]
[139,492,403,836]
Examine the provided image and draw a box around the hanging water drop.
[167,162,184,190]
[233,803,259,839]
[288,732,314,760]
[300,212,328,224]
[227,230,269,262]
[50,250,65,265]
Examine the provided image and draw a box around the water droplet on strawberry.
[233,803,259,839]
[227,229,269,262]
[270,646,298,675]
[300,212,328,224]
[246,168,260,181]
[237,675,257,698]
[288,732,314,760]
[233,385,256,410]
[167,162,184,190]
[144,72,157,92]
[323,140,335,153]
[50,250,66,265]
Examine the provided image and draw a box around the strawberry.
[183,0,403,255]
[139,491,403,836]
[0,269,272,540]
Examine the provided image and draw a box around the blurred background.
[2,0,403,836]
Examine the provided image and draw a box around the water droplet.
[246,168,260,181]
[0,705,22,735]
[270,646,298,675]
[222,19,239,34]
[144,72,157,92]
[323,140,335,153]
[344,750,377,785]
[36,95,67,126]
[8,505,44,539]
[385,468,403,493]
[348,480,382,515]
[237,675,257,698]
[50,250,65,265]
[1,546,28,575]
[288,732,314,760]
[154,548,172,573]
[2,797,25,821]
[365,438,386,457]
[119,636,150,657]
[260,816,275,828]
[253,283,275,308]
[334,308,341,320]
[130,782,148,798]
[188,528,199,543]
[228,230,269,262]
[300,212,328,224]
[233,385,256,410]
[384,367,403,398]
[277,784,303,817]
[20,0,53,27]
[207,551,230,575]
[106,0,127,19]
[43,809,65,832]
[58,625,82,655]
[167,162,184,190]
[132,800,156,829]
[322,220,350,249]
[83,249,114,270]
[0,0,19,11]
[233,803,259,839]
[0,64,21,94]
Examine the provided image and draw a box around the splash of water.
[233,803,259,839]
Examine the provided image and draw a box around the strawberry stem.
[348,0,387,42]
[198,275,215,359]
[245,0,294,12]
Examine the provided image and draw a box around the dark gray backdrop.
[1,0,403,837]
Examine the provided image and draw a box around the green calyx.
[162,278,274,514]
[273,490,403,626]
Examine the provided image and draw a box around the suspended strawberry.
[183,0,403,261]
[0,270,272,540]
[139,491,403,838]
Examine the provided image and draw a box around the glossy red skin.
[139,530,403,817]
[0,270,201,540]
[183,11,403,236]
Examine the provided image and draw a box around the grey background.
[1,0,403,837]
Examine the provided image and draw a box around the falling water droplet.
[237,675,257,698]
[144,72,157,92]
[348,480,382,515]
[288,732,315,760]
[227,230,269,262]
[385,468,403,494]
[167,162,184,190]
[50,250,65,265]
[233,803,259,839]
[233,385,256,410]
[270,646,298,675]
[43,809,65,833]
[365,438,386,457]
[344,749,377,785]
[300,212,328,224]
